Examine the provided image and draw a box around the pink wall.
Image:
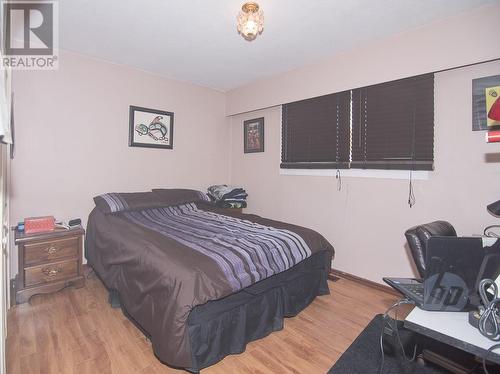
[226,3,500,115]
[10,50,229,273]
[9,4,500,283]
[229,61,500,283]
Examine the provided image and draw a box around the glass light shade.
[237,3,264,41]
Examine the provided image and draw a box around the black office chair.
[404,221,457,278]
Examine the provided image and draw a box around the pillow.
[152,188,210,206]
[94,192,164,214]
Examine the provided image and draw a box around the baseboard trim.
[329,268,400,297]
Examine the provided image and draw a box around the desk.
[405,307,500,365]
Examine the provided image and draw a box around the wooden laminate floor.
[7,273,399,374]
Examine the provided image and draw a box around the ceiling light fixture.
[237,2,264,41]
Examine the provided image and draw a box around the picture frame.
[472,74,500,131]
[244,117,264,153]
[129,105,174,149]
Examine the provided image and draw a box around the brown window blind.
[281,74,434,171]
[351,74,434,170]
[281,90,351,169]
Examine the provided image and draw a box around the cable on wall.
[335,95,342,191]
[408,85,417,208]
[408,171,416,208]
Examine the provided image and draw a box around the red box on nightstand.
[24,216,55,234]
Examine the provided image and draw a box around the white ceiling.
[60,0,497,92]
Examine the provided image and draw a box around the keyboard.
[382,278,425,305]
[399,283,424,302]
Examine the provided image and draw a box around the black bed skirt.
[104,250,332,372]
[186,250,332,372]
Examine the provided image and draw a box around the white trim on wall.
[279,168,430,180]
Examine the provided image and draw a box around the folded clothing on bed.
[207,184,248,209]
[216,200,247,209]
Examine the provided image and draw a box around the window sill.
[279,168,430,180]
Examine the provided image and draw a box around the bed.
[85,189,334,372]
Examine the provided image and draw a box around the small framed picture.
[129,105,174,149]
[244,117,264,153]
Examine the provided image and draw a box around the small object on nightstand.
[55,221,70,229]
[24,215,55,234]
[14,226,85,304]
[68,218,82,227]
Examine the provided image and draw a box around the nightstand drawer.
[24,237,78,266]
[24,260,78,287]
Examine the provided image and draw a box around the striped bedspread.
[124,203,312,291]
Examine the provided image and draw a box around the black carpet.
[328,314,448,374]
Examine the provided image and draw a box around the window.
[281,74,434,171]
[281,91,351,169]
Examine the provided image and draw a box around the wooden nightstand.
[14,227,85,304]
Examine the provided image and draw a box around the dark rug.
[328,314,448,374]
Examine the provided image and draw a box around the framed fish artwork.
[129,105,174,149]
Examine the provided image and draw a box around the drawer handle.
[42,266,62,277]
[46,246,59,255]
